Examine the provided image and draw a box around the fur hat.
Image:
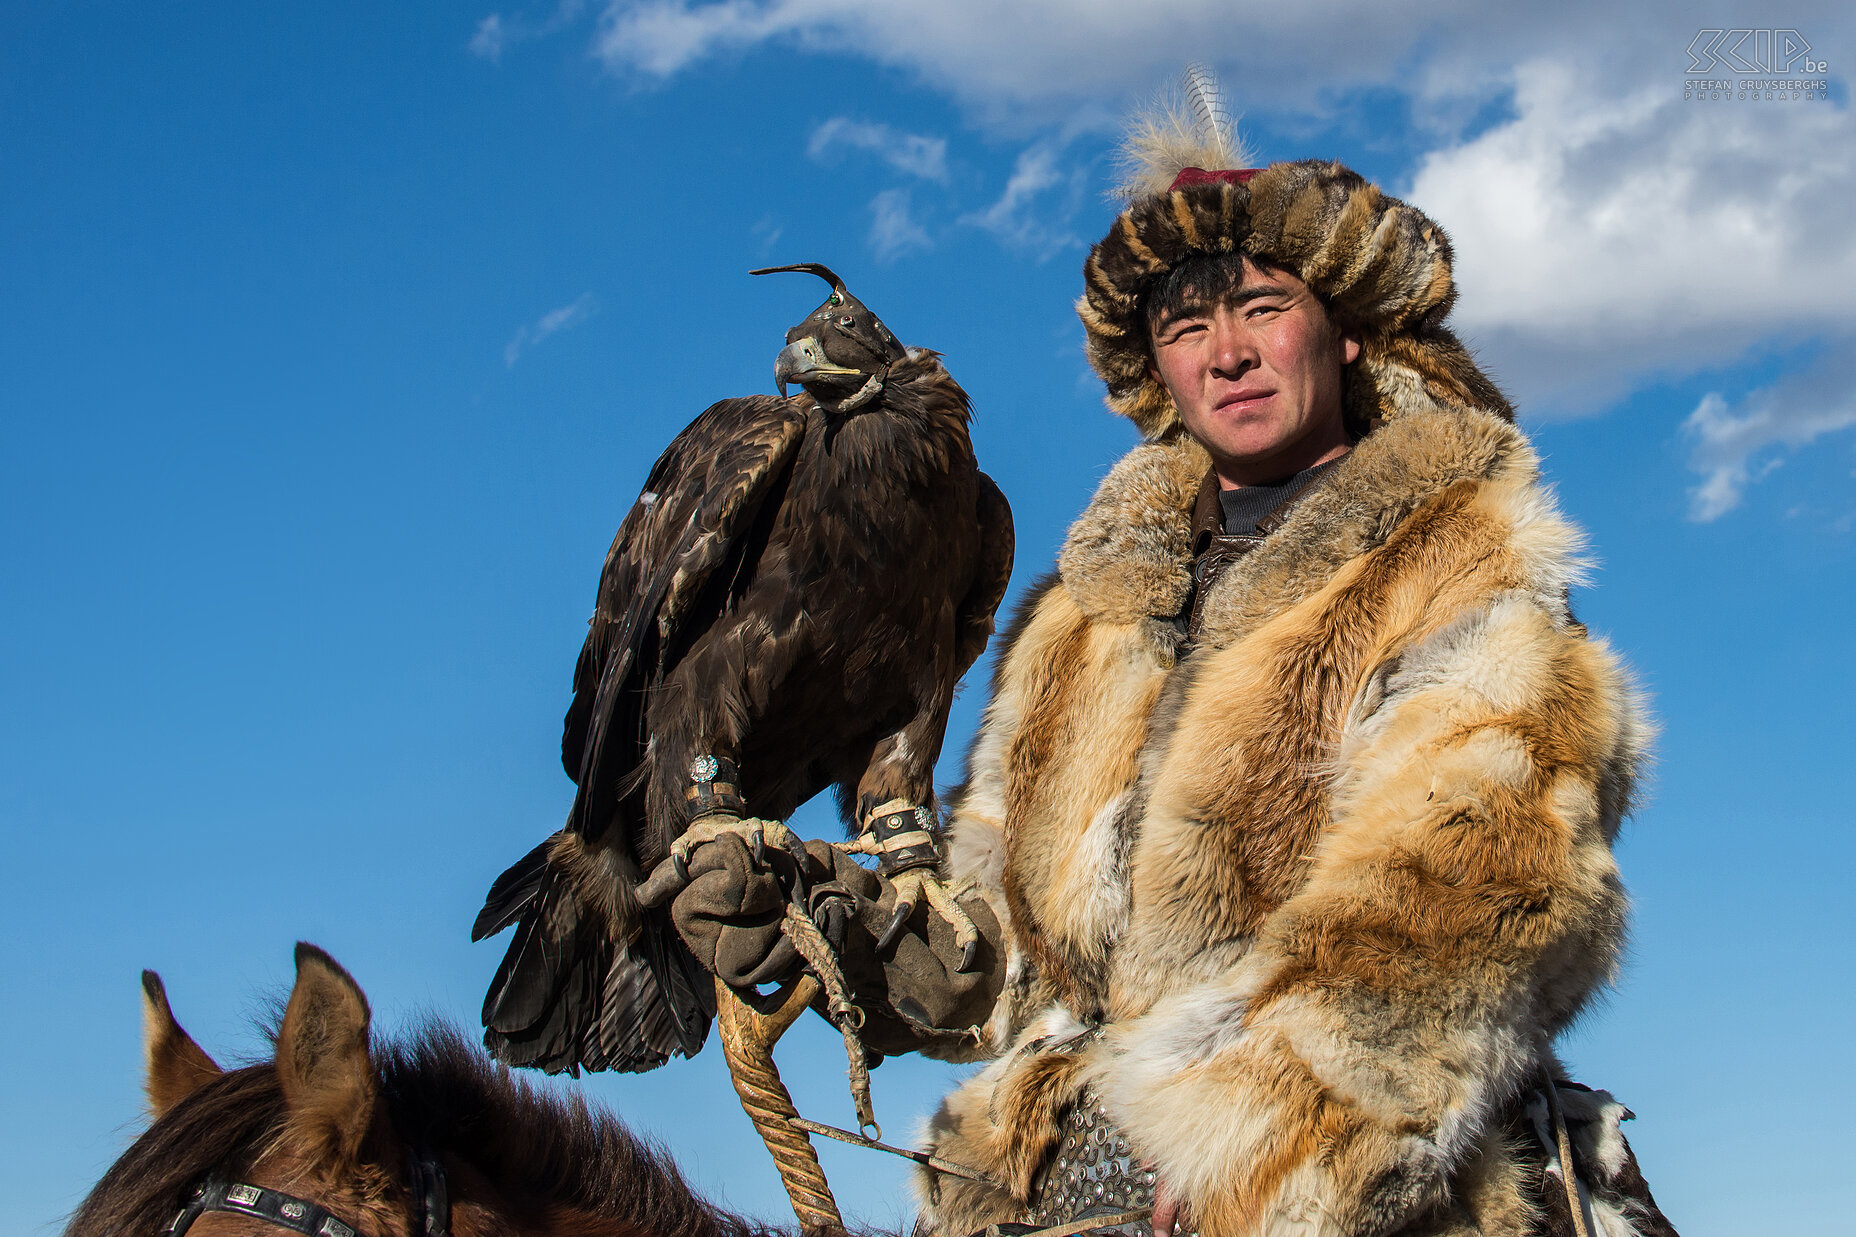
[1078,81,1507,438]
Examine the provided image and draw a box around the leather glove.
[668,831,807,988]
[669,833,1005,1055]
[815,843,1004,1060]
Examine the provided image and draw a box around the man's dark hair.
[1141,251,1259,334]
[1141,252,1358,335]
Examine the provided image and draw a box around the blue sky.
[5,5,1853,1234]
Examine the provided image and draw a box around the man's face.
[1147,260,1361,487]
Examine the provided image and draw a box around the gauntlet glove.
[666,831,807,988]
[669,833,1003,1057]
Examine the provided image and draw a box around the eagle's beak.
[774,336,862,398]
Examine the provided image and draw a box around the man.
[671,142,1677,1236]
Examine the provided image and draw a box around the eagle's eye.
[828,292,843,307]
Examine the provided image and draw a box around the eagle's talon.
[877,902,914,953]
[671,850,690,884]
[674,814,798,877]
[883,867,983,969]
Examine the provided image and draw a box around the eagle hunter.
[474,265,1014,1074]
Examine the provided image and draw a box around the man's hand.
[669,828,1005,1056]
[1152,1175,1192,1237]
[668,831,805,988]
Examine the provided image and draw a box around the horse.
[68,943,803,1237]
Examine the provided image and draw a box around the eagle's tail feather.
[482,946,599,1074]
[481,872,711,1075]
[480,867,580,1037]
[584,917,712,1072]
[472,836,554,942]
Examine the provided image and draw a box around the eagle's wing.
[476,394,806,1075]
[565,393,809,855]
[953,470,1015,677]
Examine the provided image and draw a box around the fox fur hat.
[1077,83,1507,438]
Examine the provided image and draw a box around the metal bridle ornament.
[158,1148,450,1237]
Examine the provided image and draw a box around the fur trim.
[1053,405,1528,636]
[1056,433,1207,623]
[1194,405,1522,645]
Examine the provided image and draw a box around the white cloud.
[470,1,588,63]
[868,189,930,261]
[960,142,1081,260]
[470,14,507,61]
[586,2,1847,129]
[504,292,599,367]
[588,0,1494,124]
[809,117,948,182]
[1406,59,1856,413]
[1683,350,1856,521]
[595,0,788,77]
[751,214,783,251]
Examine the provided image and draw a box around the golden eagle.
[473,265,1013,1074]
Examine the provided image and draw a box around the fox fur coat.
[908,159,1659,1237]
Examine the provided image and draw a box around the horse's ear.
[276,943,378,1166]
[141,970,223,1119]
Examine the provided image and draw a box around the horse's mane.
[378,1024,781,1236]
[67,1065,286,1237]
[66,1023,787,1237]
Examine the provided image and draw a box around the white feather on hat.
[1113,64,1257,201]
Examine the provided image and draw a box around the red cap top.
[1168,167,1261,191]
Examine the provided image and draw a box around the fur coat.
[911,396,1658,1235]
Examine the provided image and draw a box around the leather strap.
[407,1144,451,1237]
[160,1179,360,1237]
[160,1147,449,1237]
[859,799,939,875]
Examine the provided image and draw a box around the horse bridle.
[158,1146,450,1237]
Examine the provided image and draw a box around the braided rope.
[781,903,878,1138]
[714,975,843,1235]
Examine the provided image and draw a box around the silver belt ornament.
[1025,1084,1194,1237]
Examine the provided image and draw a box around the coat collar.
[1057,404,1534,646]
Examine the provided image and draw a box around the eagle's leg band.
[683,753,747,822]
[850,799,982,971]
[856,798,939,876]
